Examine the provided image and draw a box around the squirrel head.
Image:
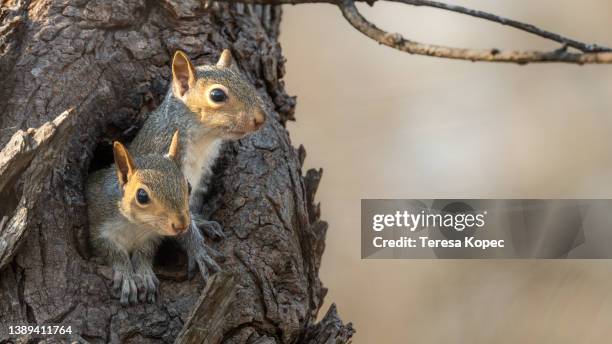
[113,131,191,236]
[171,49,266,139]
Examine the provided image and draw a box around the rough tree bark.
[0,0,354,343]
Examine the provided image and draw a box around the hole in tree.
[86,120,190,279]
[154,239,189,281]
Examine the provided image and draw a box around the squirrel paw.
[187,242,223,282]
[112,269,138,306]
[193,216,225,241]
[135,267,159,303]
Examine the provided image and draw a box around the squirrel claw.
[187,242,221,283]
[113,269,138,306]
[113,268,157,306]
[135,267,159,304]
[193,217,225,241]
[184,219,223,283]
[187,255,206,281]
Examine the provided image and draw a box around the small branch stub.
[174,272,237,344]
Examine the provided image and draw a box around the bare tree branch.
[219,0,612,64]
[339,0,612,64]
[388,0,611,53]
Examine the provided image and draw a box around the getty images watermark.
[361,199,612,259]
[371,209,502,250]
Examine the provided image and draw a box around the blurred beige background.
[280,1,612,343]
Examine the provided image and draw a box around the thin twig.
[390,0,612,53]
[338,0,612,64]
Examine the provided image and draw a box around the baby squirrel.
[87,131,190,305]
[129,49,266,279]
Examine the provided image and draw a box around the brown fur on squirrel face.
[172,50,266,139]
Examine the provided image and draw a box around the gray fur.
[87,155,186,305]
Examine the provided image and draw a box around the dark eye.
[209,88,227,103]
[136,188,150,205]
[187,182,192,195]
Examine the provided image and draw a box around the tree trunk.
[0,1,353,343]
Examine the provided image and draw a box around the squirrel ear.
[216,49,233,68]
[172,50,196,98]
[112,142,136,189]
[167,130,181,163]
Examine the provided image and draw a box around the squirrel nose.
[253,110,265,129]
[171,222,188,234]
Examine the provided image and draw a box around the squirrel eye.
[136,188,150,205]
[187,182,192,195]
[209,88,227,103]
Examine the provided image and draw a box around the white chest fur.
[99,218,160,254]
[182,134,222,192]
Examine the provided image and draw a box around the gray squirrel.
[87,131,190,304]
[129,49,266,279]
